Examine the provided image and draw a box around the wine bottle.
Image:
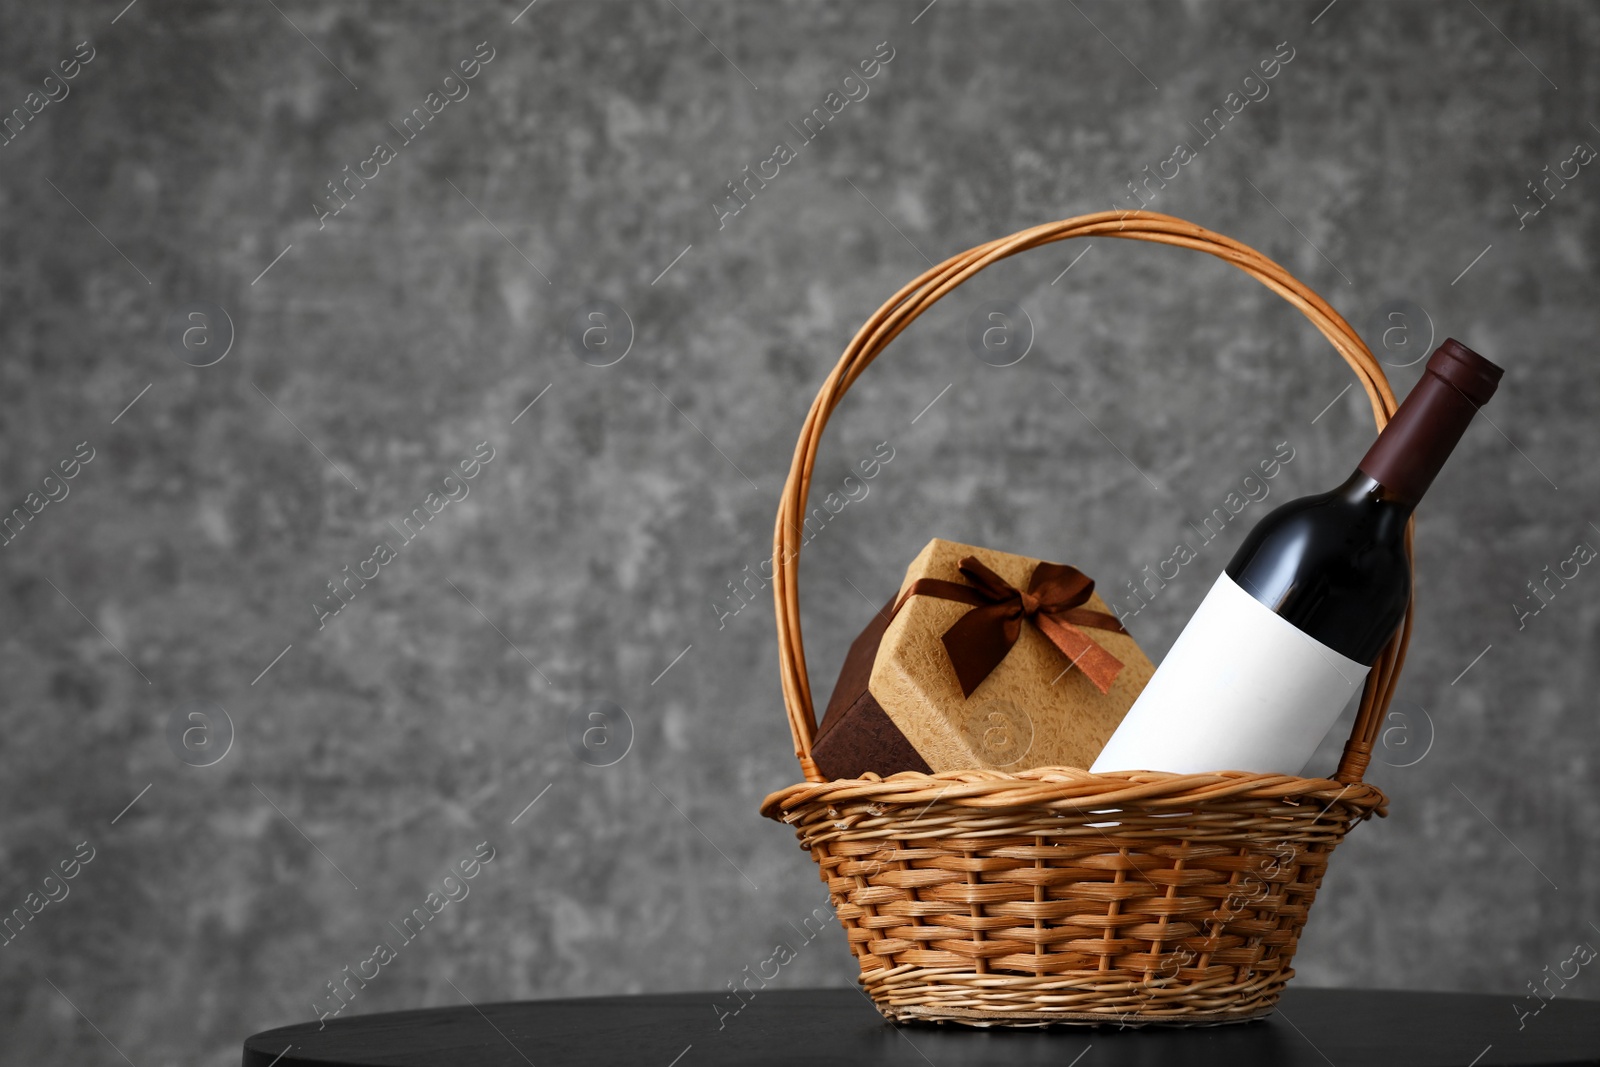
[1090,338,1503,776]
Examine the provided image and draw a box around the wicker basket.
[759,211,1406,1027]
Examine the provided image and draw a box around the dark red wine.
[1093,339,1502,774]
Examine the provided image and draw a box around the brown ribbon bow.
[894,556,1128,697]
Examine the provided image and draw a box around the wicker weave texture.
[761,212,1402,1026]
[762,767,1383,1024]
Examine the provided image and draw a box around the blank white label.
[1090,572,1368,776]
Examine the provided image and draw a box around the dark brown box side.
[811,598,932,780]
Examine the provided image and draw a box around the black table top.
[243,987,1600,1067]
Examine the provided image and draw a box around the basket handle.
[772,210,1412,786]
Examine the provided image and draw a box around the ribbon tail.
[1033,615,1124,694]
[940,605,1019,698]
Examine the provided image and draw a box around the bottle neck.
[1356,369,1485,506]
[1336,470,1416,522]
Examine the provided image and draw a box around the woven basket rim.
[760,765,1387,820]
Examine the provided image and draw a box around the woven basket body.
[761,212,1404,1027]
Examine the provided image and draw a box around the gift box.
[812,538,1153,778]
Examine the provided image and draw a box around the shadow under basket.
[760,211,1404,1028]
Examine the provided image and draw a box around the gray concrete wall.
[1,1,1596,1062]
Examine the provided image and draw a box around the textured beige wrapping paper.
[868,538,1154,772]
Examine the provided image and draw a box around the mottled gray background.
[1,0,1596,1063]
